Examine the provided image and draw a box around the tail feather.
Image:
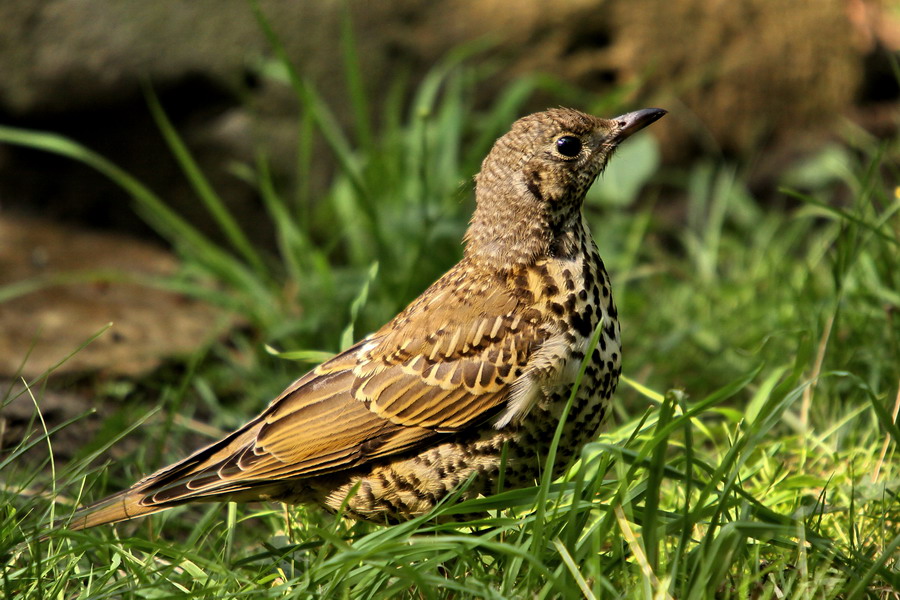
[62,419,269,531]
[66,489,173,530]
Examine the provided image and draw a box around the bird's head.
[466,107,667,265]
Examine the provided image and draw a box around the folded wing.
[69,264,549,527]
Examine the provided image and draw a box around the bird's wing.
[119,267,547,506]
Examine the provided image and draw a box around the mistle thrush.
[67,106,666,530]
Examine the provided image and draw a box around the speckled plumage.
[68,106,666,530]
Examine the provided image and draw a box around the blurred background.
[1,0,898,464]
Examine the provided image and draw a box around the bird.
[66,106,666,530]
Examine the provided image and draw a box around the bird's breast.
[525,242,621,415]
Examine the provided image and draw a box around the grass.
[1,8,899,598]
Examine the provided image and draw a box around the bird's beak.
[609,108,667,143]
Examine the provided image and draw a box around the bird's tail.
[65,488,172,530]
[57,417,268,532]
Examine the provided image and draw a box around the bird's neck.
[464,199,588,269]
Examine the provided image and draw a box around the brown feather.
[63,106,666,530]
[67,259,544,529]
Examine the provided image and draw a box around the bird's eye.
[555,135,582,157]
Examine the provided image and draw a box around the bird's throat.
[464,199,587,269]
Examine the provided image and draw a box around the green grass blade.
[143,84,269,277]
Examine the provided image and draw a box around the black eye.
[555,135,582,157]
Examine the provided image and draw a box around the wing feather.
[73,261,552,523]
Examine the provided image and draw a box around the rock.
[0,215,238,379]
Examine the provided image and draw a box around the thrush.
[66,106,666,530]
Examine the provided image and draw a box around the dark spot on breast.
[550,302,564,316]
[569,312,593,337]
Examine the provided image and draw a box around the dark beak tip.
[613,107,668,139]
